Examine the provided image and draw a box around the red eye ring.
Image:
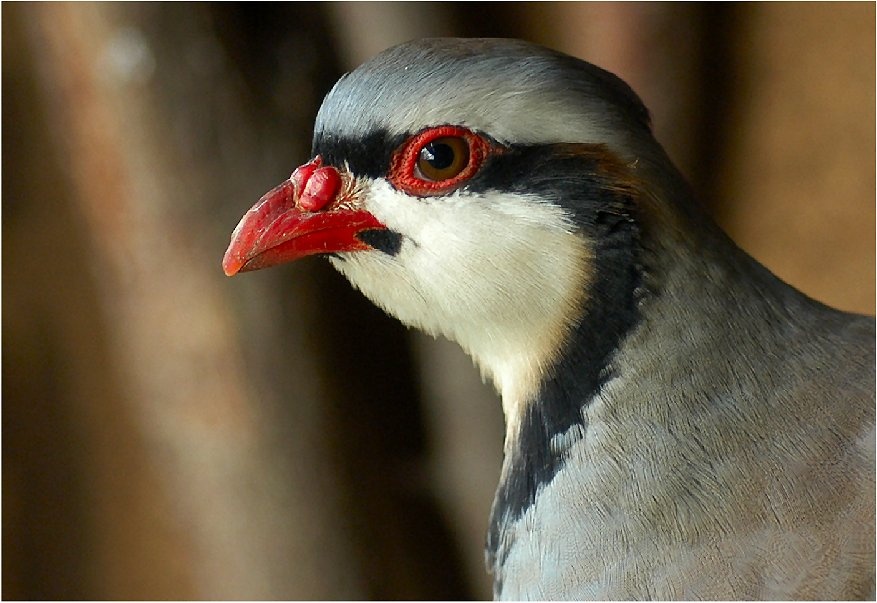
[387,126,490,196]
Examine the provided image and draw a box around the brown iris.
[416,136,470,182]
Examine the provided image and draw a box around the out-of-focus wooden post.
[713,4,875,314]
[20,3,364,598]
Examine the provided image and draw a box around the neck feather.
[486,165,647,570]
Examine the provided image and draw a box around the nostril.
[290,155,322,197]
[299,166,342,212]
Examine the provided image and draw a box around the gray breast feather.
[494,297,874,600]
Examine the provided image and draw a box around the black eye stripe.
[312,128,403,179]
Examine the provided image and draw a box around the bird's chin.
[328,251,434,329]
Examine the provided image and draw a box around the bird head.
[223,38,687,415]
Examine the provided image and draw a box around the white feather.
[330,177,592,435]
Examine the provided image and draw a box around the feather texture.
[307,38,875,599]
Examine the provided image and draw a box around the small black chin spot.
[357,229,403,256]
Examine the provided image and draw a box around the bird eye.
[416,137,469,182]
[388,125,491,197]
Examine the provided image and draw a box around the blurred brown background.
[3,2,874,600]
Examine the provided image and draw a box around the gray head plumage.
[314,38,655,160]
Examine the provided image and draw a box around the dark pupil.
[421,142,455,170]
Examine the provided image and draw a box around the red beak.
[222,157,385,276]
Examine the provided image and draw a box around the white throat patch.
[330,177,592,435]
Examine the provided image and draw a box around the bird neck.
[485,160,796,570]
[486,167,650,570]
[486,180,836,568]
